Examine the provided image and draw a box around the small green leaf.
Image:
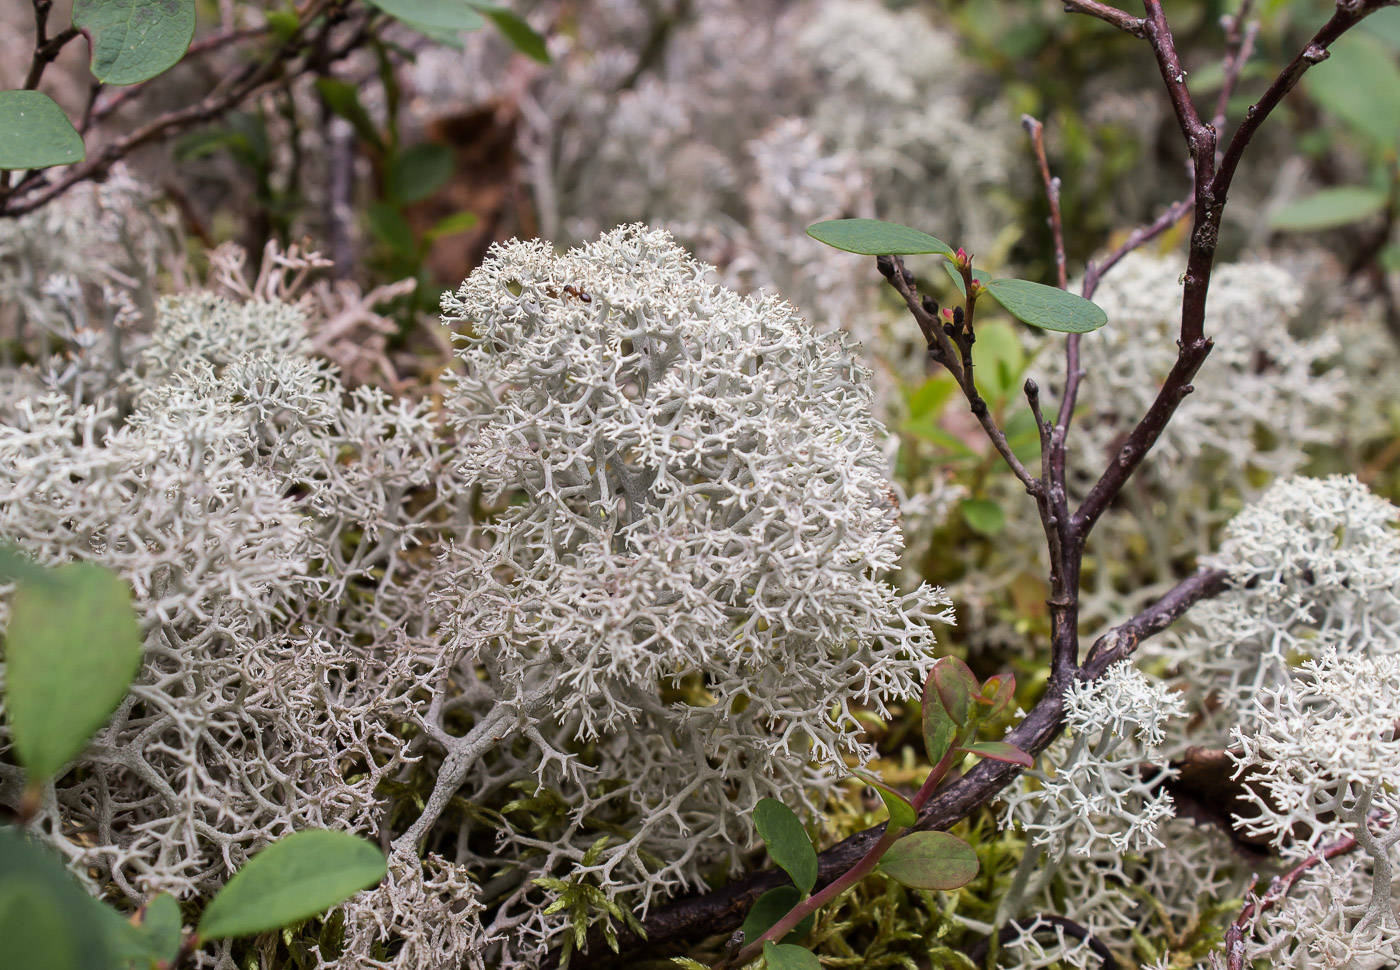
[753,799,818,895]
[932,656,979,729]
[807,219,955,257]
[0,828,114,969]
[196,830,387,941]
[905,375,957,420]
[741,887,815,946]
[669,960,711,970]
[368,202,417,258]
[427,211,479,240]
[969,319,1026,405]
[851,770,917,829]
[763,940,822,970]
[1269,187,1390,231]
[1304,33,1400,148]
[921,673,959,767]
[1383,243,1400,273]
[265,10,300,43]
[0,544,48,584]
[0,92,84,170]
[390,142,455,203]
[958,741,1034,767]
[73,0,196,85]
[983,279,1108,334]
[470,3,550,62]
[944,263,994,296]
[361,0,485,30]
[979,673,1016,719]
[140,893,184,963]
[960,498,1004,537]
[5,562,143,781]
[315,78,383,151]
[876,831,980,891]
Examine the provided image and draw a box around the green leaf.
[72,0,196,85]
[741,887,815,947]
[427,211,479,240]
[921,675,959,767]
[1269,187,1390,231]
[806,219,955,257]
[315,78,383,151]
[265,9,300,43]
[944,263,994,296]
[763,940,821,970]
[851,770,917,829]
[196,830,387,941]
[1304,33,1400,148]
[983,279,1108,334]
[905,375,957,420]
[876,831,980,891]
[362,0,485,30]
[99,891,185,966]
[0,92,84,170]
[958,741,1034,767]
[0,828,114,969]
[1382,243,1400,273]
[1360,6,1400,49]
[368,201,418,258]
[969,319,1026,405]
[5,562,143,781]
[960,498,1004,537]
[471,4,550,62]
[670,960,711,970]
[753,799,818,895]
[0,544,48,584]
[140,893,185,963]
[390,142,455,203]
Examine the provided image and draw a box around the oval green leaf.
[958,741,1034,768]
[0,828,114,969]
[1269,186,1390,231]
[0,91,84,170]
[960,498,1005,537]
[763,941,822,970]
[196,830,387,940]
[984,278,1107,333]
[73,0,196,86]
[362,0,485,30]
[471,3,550,62]
[753,799,818,895]
[851,770,917,830]
[140,893,185,963]
[5,562,143,781]
[876,831,980,891]
[807,219,955,257]
[390,142,455,204]
[1304,33,1400,148]
[741,887,815,946]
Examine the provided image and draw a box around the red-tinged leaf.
[876,832,979,891]
[932,657,978,727]
[958,741,1034,768]
[979,673,1016,718]
[922,673,959,766]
